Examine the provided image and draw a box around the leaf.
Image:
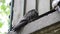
[0,0,5,3]
[0,21,3,28]
[1,4,7,11]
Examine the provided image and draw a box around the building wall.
[26,0,36,13]
[20,11,60,34]
[12,0,60,34]
[12,0,24,27]
[38,0,50,15]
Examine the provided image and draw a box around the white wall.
[20,11,60,34]
[12,0,50,27]
[12,0,60,34]
[38,0,50,15]
[12,0,24,27]
[20,0,50,34]
[26,0,36,13]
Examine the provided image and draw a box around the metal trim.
[23,0,27,15]
[10,0,14,31]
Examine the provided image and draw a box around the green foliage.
[0,1,10,15]
[0,0,5,3]
[0,0,10,34]
[1,4,7,11]
[0,21,3,28]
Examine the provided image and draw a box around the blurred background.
[0,0,11,34]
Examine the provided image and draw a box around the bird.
[52,0,60,12]
[13,9,39,31]
[24,9,38,22]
